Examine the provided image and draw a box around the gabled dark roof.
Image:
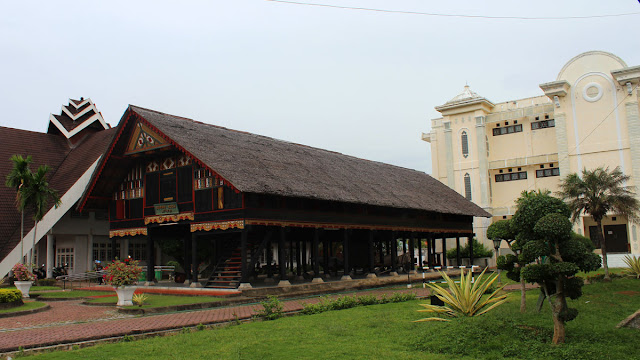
[0,126,115,261]
[128,106,489,217]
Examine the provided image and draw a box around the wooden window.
[159,171,176,202]
[194,168,214,190]
[114,164,144,200]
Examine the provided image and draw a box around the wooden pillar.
[266,232,273,279]
[278,227,290,286]
[367,230,375,277]
[456,236,461,267]
[378,240,383,264]
[184,235,192,283]
[402,238,407,254]
[469,235,474,269]
[390,232,398,274]
[240,229,248,283]
[323,234,329,276]
[312,229,323,283]
[417,236,423,271]
[296,237,302,277]
[145,233,155,284]
[191,233,198,285]
[111,237,118,261]
[432,236,437,266]
[409,233,415,271]
[342,229,351,279]
[426,235,432,268]
[441,237,447,268]
[289,235,294,273]
[302,237,308,273]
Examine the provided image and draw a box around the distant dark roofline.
[129,105,490,218]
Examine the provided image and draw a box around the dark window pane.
[536,170,544,177]
[511,173,519,180]
[519,172,527,179]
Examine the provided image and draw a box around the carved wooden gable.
[125,122,169,155]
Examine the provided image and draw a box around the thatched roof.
[130,106,489,218]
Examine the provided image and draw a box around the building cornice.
[611,65,640,86]
[539,80,571,98]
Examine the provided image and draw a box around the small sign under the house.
[154,202,179,215]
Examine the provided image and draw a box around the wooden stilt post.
[111,237,118,261]
[191,233,199,287]
[418,235,423,271]
[342,229,351,280]
[432,236,437,266]
[266,230,273,280]
[278,227,290,286]
[409,233,415,272]
[323,234,329,277]
[312,228,323,283]
[442,237,447,268]
[296,236,302,278]
[469,235,475,270]
[302,236,307,274]
[240,229,248,284]
[184,235,192,284]
[456,236,461,267]
[367,230,376,278]
[390,231,398,276]
[145,232,155,285]
[427,235,433,268]
[289,235,294,273]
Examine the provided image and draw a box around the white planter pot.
[14,281,32,298]
[115,286,137,306]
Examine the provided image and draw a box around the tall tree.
[5,155,33,264]
[19,165,61,271]
[558,167,640,281]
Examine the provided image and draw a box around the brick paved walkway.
[0,287,430,354]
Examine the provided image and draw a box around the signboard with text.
[154,202,179,215]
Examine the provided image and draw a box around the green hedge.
[0,289,22,303]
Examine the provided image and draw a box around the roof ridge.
[128,105,425,175]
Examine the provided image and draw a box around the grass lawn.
[27,278,640,360]
[85,294,222,309]
[0,301,47,314]
[6,286,61,291]
[32,290,112,299]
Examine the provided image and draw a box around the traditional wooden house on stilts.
[79,106,490,289]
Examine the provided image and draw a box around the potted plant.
[103,259,143,306]
[12,263,36,298]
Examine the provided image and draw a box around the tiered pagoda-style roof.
[47,98,109,142]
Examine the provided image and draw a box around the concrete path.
[0,287,430,355]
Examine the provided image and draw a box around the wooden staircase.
[205,249,242,288]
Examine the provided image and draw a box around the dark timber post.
[409,233,415,272]
[289,235,294,273]
[441,237,447,268]
[302,237,307,274]
[367,230,376,278]
[390,232,398,275]
[111,237,118,261]
[456,236,461,267]
[312,228,323,283]
[278,227,290,286]
[342,229,351,280]
[426,235,432,269]
[184,235,192,283]
[145,233,155,284]
[469,235,474,270]
[323,234,329,277]
[191,233,198,286]
[240,229,248,285]
[378,241,383,264]
[432,236,437,266]
[296,236,302,278]
[266,231,273,280]
[417,236,423,271]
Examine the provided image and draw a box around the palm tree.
[19,165,61,271]
[5,155,33,264]
[558,166,640,280]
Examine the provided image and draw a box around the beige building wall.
[424,51,640,256]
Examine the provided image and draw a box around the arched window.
[461,131,469,158]
[464,173,472,200]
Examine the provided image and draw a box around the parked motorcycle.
[52,264,68,278]
[34,264,46,280]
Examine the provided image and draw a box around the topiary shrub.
[0,289,22,303]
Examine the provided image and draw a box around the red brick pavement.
[0,288,430,353]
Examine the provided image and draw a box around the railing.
[56,270,108,290]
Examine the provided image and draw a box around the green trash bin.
[140,271,146,281]
[155,270,162,281]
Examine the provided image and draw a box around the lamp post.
[492,238,502,284]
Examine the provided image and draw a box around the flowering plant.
[12,263,36,282]
[103,259,142,288]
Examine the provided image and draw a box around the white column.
[87,233,94,270]
[46,234,54,278]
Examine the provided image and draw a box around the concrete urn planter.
[14,281,33,298]
[115,286,137,306]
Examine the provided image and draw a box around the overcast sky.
[1,1,639,174]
